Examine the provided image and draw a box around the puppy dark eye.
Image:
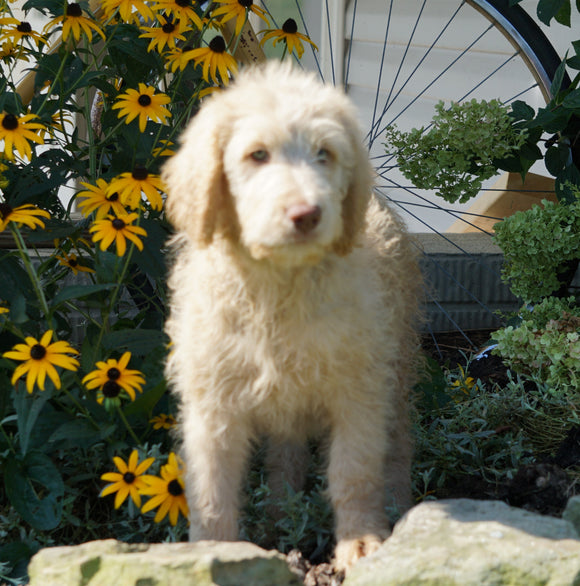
[316,148,331,164]
[250,149,269,163]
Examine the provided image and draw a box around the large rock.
[28,538,302,586]
[344,498,580,586]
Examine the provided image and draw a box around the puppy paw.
[334,534,385,572]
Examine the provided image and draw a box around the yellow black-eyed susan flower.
[152,138,176,157]
[150,413,177,430]
[186,35,237,85]
[0,305,9,316]
[140,452,188,525]
[108,165,165,210]
[100,450,155,508]
[101,0,156,25]
[76,179,128,219]
[89,213,147,256]
[0,18,47,48]
[0,112,45,160]
[44,3,106,43]
[0,202,50,232]
[212,0,268,37]
[3,331,79,393]
[55,252,95,275]
[163,44,194,72]
[259,18,318,59]
[36,111,74,141]
[139,16,189,53]
[450,364,477,399]
[83,351,146,404]
[151,0,202,29]
[0,39,30,63]
[112,83,171,133]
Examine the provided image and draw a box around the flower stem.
[117,404,141,446]
[10,225,54,330]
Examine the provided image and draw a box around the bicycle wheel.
[257,0,564,339]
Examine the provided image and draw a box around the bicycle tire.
[258,0,565,336]
[470,0,567,99]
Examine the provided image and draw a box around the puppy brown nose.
[287,204,322,234]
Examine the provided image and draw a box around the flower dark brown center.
[107,192,119,202]
[0,203,13,219]
[162,22,176,33]
[138,94,152,107]
[66,3,83,17]
[208,36,226,53]
[238,0,253,7]
[30,343,47,360]
[282,18,298,34]
[69,258,78,267]
[175,0,190,6]
[2,113,18,131]
[112,218,126,230]
[17,22,32,33]
[103,380,121,397]
[168,478,183,496]
[132,165,148,181]
[123,471,136,484]
[107,367,121,380]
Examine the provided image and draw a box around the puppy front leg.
[328,404,391,572]
[182,411,252,541]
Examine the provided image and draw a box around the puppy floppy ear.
[162,100,239,245]
[333,116,374,257]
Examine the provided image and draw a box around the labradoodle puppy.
[163,62,422,571]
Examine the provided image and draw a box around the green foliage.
[492,196,580,302]
[492,297,580,392]
[413,358,535,498]
[510,0,579,28]
[384,99,528,203]
[0,0,310,580]
[387,0,580,203]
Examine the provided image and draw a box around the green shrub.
[493,196,580,302]
[492,297,580,393]
[384,99,527,203]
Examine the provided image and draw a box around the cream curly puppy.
[163,62,421,571]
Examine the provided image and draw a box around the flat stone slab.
[28,538,302,586]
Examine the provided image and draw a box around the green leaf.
[551,58,568,96]
[555,0,571,25]
[123,379,167,417]
[131,218,169,280]
[545,144,570,175]
[102,329,168,356]
[49,419,101,448]
[0,541,38,585]
[562,89,580,108]
[555,164,580,202]
[537,0,568,25]
[51,283,116,308]
[4,451,64,531]
[519,142,543,161]
[14,387,52,456]
[533,107,571,133]
[0,252,34,303]
[510,100,535,121]
[568,55,580,70]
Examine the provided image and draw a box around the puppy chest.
[214,306,383,399]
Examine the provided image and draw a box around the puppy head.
[162,62,373,265]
